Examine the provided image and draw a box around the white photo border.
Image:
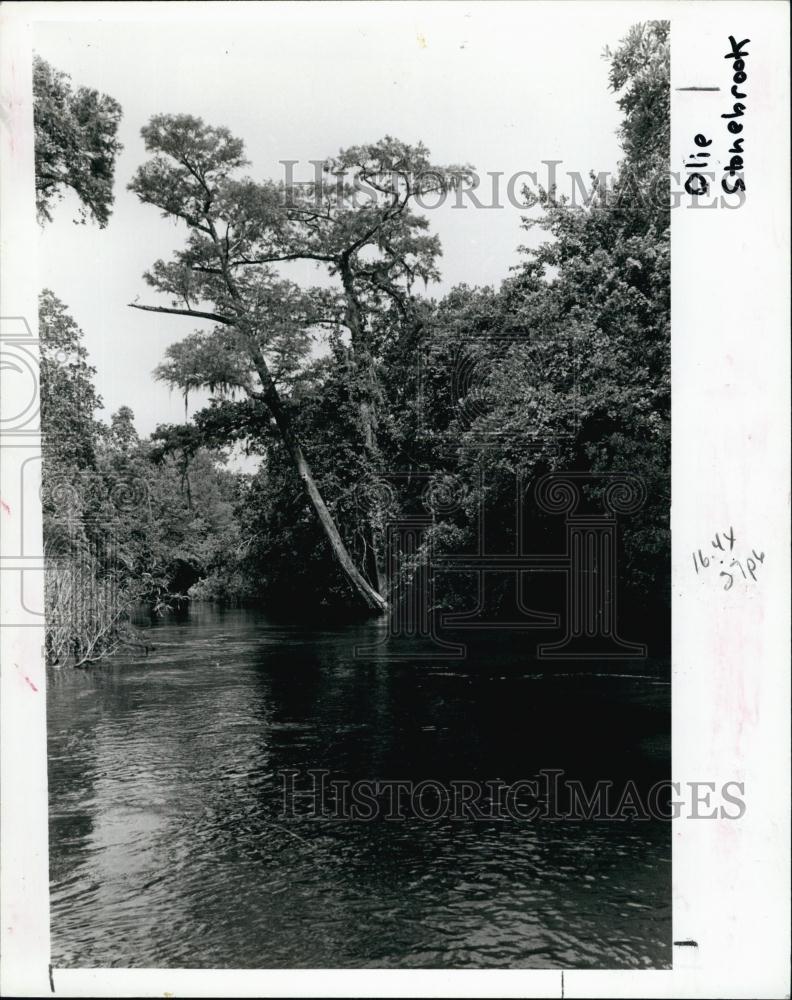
[1,2,789,997]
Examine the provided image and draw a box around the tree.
[606,20,670,231]
[38,292,126,665]
[150,422,205,508]
[127,114,385,610]
[33,56,123,227]
[279,140,473,589]
[34,53,126,660]
[130,115,464,611]
[415,19,671,619]
[108,405,139,454]
[39,289,103,473]
[93,411,244,611]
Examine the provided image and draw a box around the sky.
[34,1,639,437]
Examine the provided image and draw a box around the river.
[47,605,671,968]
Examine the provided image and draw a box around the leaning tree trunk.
[218,249,388,616]
[250,343,388,614]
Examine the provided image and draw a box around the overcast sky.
[35,2,639,436]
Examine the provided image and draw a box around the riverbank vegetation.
[37,21,670,664]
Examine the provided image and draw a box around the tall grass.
[44,539,133,667]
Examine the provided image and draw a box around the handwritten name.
[721,35,749,195]
[683,35,750,200]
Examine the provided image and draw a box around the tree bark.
[339,256,387,594]
[250,343,388,614]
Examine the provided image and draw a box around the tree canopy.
[33,56,123,227]
[39,20,671,655]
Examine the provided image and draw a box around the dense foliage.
[40,291,243,664]
[33,56,123,227]
[38,21,670,660]
[183,21,670,635]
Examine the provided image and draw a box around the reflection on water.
[48,605,671,968]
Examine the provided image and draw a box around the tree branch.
[128,303,237,326]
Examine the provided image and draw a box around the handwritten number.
[694,531,763,586]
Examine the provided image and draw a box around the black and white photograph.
[0,2,789,997]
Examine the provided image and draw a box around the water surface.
[48,605,671,968]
